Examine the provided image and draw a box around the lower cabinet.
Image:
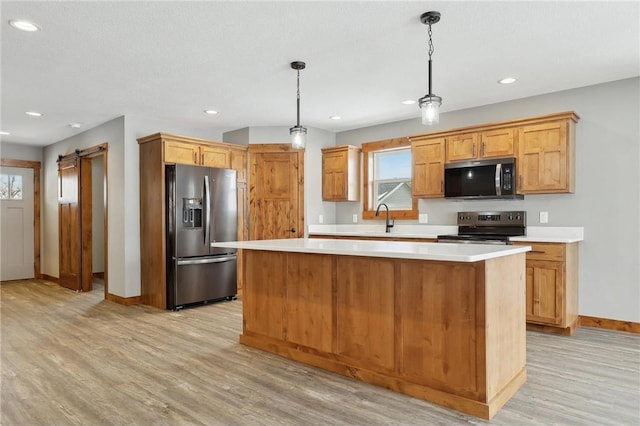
[514,241,579,335]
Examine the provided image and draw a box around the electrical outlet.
[352,214,358,223]
[539,211,549,224]
[318,214,324,224]
[419,213,429,224]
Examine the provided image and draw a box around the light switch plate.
[318,214,324,224]
[539,211,549,223]
[352,214,358,223]
[419,213,429,224]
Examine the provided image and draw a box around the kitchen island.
[211,238,530,419]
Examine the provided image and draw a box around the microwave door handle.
[495,163,502,196]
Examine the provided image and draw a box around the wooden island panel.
[285,253,334,353]
[239,249,526,420]
[336,257,395,372]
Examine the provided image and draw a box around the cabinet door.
[446,133,478,162]
[526,260,564,325]
[200,144,230,168]
[322,151,347,200]
[412,138,445,197]
[518,121,568,193]
[164,141,198,165]
[480,128,515,158]
[230,149,248,183]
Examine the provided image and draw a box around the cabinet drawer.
[518,242,565,261]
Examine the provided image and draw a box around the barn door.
[58,158,82,291]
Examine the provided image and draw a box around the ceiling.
[2,1,638,147]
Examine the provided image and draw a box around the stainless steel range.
[437,211,526,245]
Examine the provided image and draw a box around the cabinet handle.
[193,152,197,164]
[519,175,523,188]
[529,250,546,254]
[441,180,443,192]
[481,142,486,157]
[472,143,476,157]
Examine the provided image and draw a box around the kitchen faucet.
[375,203,395,233]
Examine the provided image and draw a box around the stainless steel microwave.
[444,157,523,200]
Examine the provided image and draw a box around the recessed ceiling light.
[498,77,517,84]
[69,123,82,129]
[0,131,10,136]
[9,19,40,32]
[25,111,42,117]
[329,115,341,120]
[401,99,416,105]
[204,109,218,115]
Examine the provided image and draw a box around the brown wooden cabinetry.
[137,133,248,308]
[321,145,360,201]
[409,112,578,197]
[445,132,479,162]
[445,129,515,163]
[518,118,577,193]
[411,136,445,198]
[512,241,579,334]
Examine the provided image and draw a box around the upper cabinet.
[322,145,361,201]
[411,136,445,198]
[410,111,579,197]
[518,118,577,194]
[445,129,515,162]
[164,139,230,168]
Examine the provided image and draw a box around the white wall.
[334,77,640,323]
[0,142,43,162]
[42,116,126,296]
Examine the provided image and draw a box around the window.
[362,138,417,220]
[0,174,23,200]
[373,148,412,209]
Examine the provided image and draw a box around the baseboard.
[106,292,142,306]
[92,272,105,279]
[41,274,59,283]
[579,315,640,334]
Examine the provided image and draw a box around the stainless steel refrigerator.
[166,164,237,310]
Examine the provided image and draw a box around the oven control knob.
[515,215,521,220]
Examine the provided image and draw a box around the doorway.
[248,144,304,240]
[0,163,37,280]
[57,144,108,296]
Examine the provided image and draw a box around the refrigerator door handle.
[177,255,237,266]
[204,175,210,246]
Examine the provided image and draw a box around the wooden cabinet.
[321,145,360,201]
[445,129,515,162]
[481,128,516,158]
[518,117,577,193]
[137,133,248,309]
[164,140,230,168]
[445,132,479,162]
[411,136,445,198]
[513,241,579,334]
[408,111,578,197]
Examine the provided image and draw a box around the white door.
[0,166,35,280]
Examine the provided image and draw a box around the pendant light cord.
[296,69,301,126]
[427,22,434,96]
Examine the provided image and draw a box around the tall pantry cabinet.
[137,133,248,309]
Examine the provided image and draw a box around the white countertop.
[211,238,531,263]
[308,225,584,243]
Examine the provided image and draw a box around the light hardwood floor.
[1,279,639,425]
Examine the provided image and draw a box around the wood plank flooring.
[1,279,639,425]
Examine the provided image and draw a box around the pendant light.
[418,11,442,125]
[290,61,307,149]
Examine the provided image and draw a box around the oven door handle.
[495,163,502,196]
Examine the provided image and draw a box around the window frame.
[361,137,418,220]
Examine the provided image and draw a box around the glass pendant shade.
[290,125,307,149]
[419,95,442,125]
